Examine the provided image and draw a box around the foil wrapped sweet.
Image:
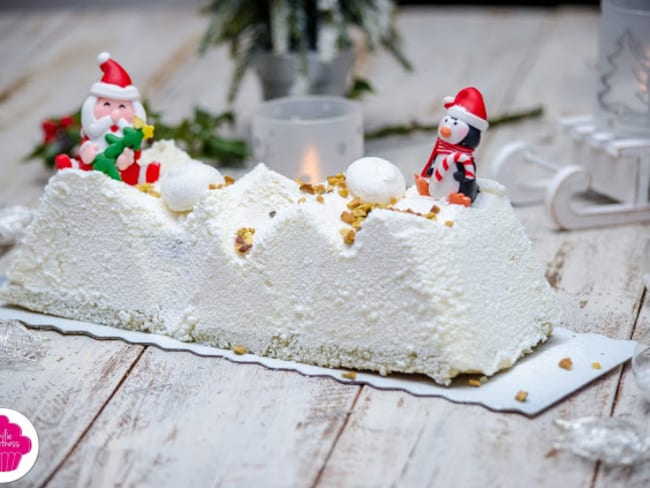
[0,206,33,246]
[0,320,49,366]
[554,417,650,466]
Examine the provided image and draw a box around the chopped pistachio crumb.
[224,176,235,186]
[316,194,324,204]
[352,208,367,218]
[347,197,362,209]
[232,345,247,355]
[591,362,601,370]
[341,371,357,380]
[342,229,356,246]
[559,357,573,370]
[327,173,346,188]
[237,243,253,253]
[515,390,528,402]
[299,183,315,194]
[468,378,482,387]
[444,220,454,228]
[135,183,160,198]
[297,197,307,204]
[335,196,405,234]
[340,211,356,224]
[338,188,349,198]
[235,227,255,255]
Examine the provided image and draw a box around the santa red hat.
[89,52,140,100]
[443,87,488,131]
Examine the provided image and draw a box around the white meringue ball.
[345,157,406,204]
[140,139,193,176]
[161,162,224,212]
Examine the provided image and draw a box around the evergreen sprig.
[364,106,544,140]
[26,114,82,168]
[148,105,249,167]
[199,0,412,103]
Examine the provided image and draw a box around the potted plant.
[199,0,412,102]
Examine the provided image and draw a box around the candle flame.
[299,145,322,183]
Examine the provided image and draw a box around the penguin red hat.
[442,87,488,131]
[89,52,140,101]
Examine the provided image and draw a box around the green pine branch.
[199,1,413,103]
[365,106,544,139]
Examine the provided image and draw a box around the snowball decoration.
[140,140,194,176]
[161,162,224,212]
[345,157,406,204]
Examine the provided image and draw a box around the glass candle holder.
[251,96,363,183]
[595,0,650,137]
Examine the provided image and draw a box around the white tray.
[0,304,636,417]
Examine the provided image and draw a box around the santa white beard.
[80,95,146,152]
[83,116,132,152]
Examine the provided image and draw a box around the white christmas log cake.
[0,143,561,385]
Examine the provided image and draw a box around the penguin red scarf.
[420,138,475,178]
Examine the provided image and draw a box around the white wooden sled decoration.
[492,116,650,230]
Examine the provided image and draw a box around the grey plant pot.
[253,49,354,100]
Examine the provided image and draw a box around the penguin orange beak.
[439,125,452,138]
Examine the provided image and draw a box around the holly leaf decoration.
[147,104,248,167]
[25,112,82,168]
[347,77,375,100]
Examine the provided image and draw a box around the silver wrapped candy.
[554,417,650,466]
[0,320,49,367]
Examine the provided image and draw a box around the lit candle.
[299,145,322,183]
[251,96,363,181]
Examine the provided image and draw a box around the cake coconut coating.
[0,149,561,385]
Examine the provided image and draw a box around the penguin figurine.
[416,87,488,206]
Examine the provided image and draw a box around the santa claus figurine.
[415,87,488,207]
[55,52,160,185]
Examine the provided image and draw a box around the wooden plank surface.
[47,349,360,487]
[1,5,649,488]
[0,331,143,487]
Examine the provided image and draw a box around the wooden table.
[1,5,649,487]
